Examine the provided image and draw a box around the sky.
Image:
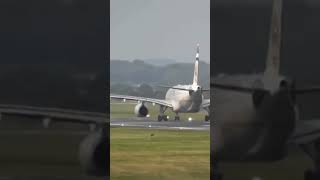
[110,0,210,63]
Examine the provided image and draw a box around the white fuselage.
[165,84,203,113]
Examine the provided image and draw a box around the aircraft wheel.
[163,116,168,121]
[157,115,163,122]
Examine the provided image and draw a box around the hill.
[110,59,210,88]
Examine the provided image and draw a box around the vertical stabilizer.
[193,44,200,86]
[264,0,282,78]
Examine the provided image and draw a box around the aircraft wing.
[0,104,108,129]
[202,99,210,108]
[110,94,172,108]
[290,120,320,144]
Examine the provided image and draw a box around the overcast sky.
[110,0,210,63]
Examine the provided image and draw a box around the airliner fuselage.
[165,84,204,113]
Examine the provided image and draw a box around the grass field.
[110,128,210,180]
[110,101,210,179]
[110,100,207,121]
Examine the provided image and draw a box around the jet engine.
[134,103,148,117]
[79,127,109,176]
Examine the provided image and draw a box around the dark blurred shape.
[0,0,108,113]
[0,0,109,178]
[212,0,320,119]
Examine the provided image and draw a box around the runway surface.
[110,118,210,131]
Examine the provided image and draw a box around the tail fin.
[211,0,284,94]
[193,43,200,86]
[264,0,282,78]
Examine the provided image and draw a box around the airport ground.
[111,101,317,180]
[110,127,210,180]
[2,101,312,179]
[110,101,210,180]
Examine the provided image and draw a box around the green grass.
[110,128,210,180]
[110,101,207,121]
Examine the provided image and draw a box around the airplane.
[0,104,109,177]
[111,44,210,121]
[211,0,320,179]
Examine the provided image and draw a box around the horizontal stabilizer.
[212,83,320,95]
[294,86,320,94]
[157,85,191,91]
[158,85,209,92]
[211,83,266,93]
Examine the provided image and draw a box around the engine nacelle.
[134,103,148,117]
[79,127,109,177]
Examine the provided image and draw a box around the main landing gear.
[158,105,168,121]
[174,112,180,121]
[300,140,320,180]
[157,115,168,121]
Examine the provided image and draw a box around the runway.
[110,118,210,131]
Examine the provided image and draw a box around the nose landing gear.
[158,105,168,121]
[174,112,180,121]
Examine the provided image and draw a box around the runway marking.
[110,120,210,131]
